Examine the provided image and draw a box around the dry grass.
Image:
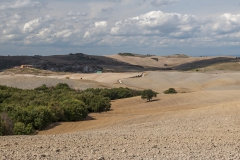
[38,71,240,135]
[38,89,240,135]
[106,55,238,71]
[193,62,240,72]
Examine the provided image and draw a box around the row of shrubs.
[0,84,142,135]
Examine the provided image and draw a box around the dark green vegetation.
[118,53,155,58]
[164,88,177,94]
[0,53,147,73]
[0,84,141,135]
[118,53,135,56]
[151,58,158,62]
[141,89,158,102]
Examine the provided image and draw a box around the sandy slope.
[1,94,240,159]
[1,71,240,159]
[106,55,230,68]
[0,72,141,89]
[107,54,202,68]
[38,89,240,135]
[123,71,240,92]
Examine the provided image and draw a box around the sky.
[0,0,240,56]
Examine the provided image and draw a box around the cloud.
[23,15,54,33]
[0,0,44,10]
[101,7,113,13]
[81,21,109,46]
[95,21,108,27]
[1,2,240,53]
[109,11,240,48]
[83,21,108,38]
[108,0,122,2]
[205,13,240,35]
[151,0,176,7]
[110,11,198,38]
[67,10,88,17]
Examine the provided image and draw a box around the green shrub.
[13,122,33,135]
[30,106,55,129]
[34,84,49,91]
[88,96,111,112]
[0,84,141,135]
[164,88,177,94]
[61,99,88,121]
[151,58,158,62]
[55,83,71,90]
[118,53,135,56]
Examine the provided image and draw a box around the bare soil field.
[1,57,240,159]
[0,72,141,90]
[1,91,240,159]
[107,54,240,71]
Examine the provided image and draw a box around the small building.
[96,70,103,74]
[20,65,33,68]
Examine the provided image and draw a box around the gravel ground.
[0,102,240,160]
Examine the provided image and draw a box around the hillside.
[1,53,239,73]
[0,53,158,73]
[107,54,240,71]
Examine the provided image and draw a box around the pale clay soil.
[0,71,240,159]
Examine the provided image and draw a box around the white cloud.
[23,15,54,33]
[110,11,198,38]
[108,11,240,48]
[209,13,240,35]
[1,0,240,55]
[82,21,109,40]
[54,30,73,38]
[0,0,43,10]
[95,21,108,27]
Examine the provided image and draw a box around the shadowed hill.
[0,53,166,73]
[173,57,238,71]
[1,54,239,73]
[107,54,240,72]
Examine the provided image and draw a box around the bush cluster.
[163,88,177,94]
[118,53,135,56]
[0,84,141,135]
[151,58,158,62]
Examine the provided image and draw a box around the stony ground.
[1,71,240,159]
[1,101,240,160]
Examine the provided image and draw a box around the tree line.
[0,83,142,135]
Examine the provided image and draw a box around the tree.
[141,89,158,102]
[163,88,177,94]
